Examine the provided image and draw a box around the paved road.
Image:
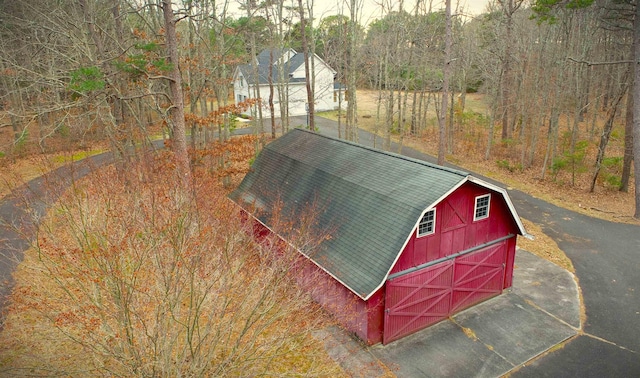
[1,117,639,376]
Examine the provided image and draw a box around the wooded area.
[0,0,637,216]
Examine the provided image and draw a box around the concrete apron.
[316,249,581,378]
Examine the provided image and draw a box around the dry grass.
[517,218,574,273]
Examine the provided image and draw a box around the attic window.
[474,194,491,221]
[418,209,436,237]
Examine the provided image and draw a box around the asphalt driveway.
[509,197,640,376]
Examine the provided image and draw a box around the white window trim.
[417,209,436,237]
[474,194,491,221]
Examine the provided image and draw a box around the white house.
[233,48,345,117]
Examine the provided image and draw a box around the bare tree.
[497,0,525,140]
[345,0,362,142]
[0,137,338,375]
[633,2,640,217]
[438,0,452,166]
[532,0,640,218]
[297,0,315,130]
[162,0,191,188]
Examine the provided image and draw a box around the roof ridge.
[267,145,426,212]
[288,128,469,178]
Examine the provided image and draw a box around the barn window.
[418,209,436,237]
[474,194,491,221]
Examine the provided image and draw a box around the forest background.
[0,0,637,221]
[0,0,638,374]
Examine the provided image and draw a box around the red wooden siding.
[296,257,370,341]
[383,239,510,344]
[503,235,517,289]
[391,182,519,275]
[298,264,387,345]
[365,289,385,344]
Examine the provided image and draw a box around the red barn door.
[384,240,508,344]
[451,241,507,313]
[383,260,454,344]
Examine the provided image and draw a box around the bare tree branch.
[567,57,634,66]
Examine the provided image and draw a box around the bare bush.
[0,137,342,376]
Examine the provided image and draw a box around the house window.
[474,194,491,221]
[418,209,436,237]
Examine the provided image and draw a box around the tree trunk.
[541,108,560,180]
[345,0,359,142]
[448,91,455,154]
[621,72,634,193]
[385,87,393,151]
[247,10,264,148]
[410,90,418,135]
[297,0,315,131]
[501,3,512,140]
[438,0,452,166]
[590,83,626,193]
[485,88,498,160]
[633,3,640,218]
[162,0,191,187]
[268,47,276,138]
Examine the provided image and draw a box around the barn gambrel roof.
[229,129,526,300]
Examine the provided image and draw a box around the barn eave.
[228,197,373,300]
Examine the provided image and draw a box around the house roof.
[237,48,334,86]
[229,129,526,300]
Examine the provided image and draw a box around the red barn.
[229,129,527,345]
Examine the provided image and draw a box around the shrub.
[601,156,623,189]
[496,159,522,173]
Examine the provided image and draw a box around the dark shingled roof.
[229,129,471,299]
[238,48,307,86]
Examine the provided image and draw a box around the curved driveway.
[1,117,639,376]
[0,151,115,313]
